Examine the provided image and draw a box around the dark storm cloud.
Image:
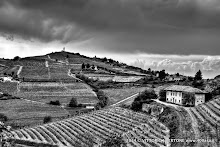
[0,0,220,54]
[0,0,90,42]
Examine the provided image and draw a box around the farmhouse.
[164,85,207,106]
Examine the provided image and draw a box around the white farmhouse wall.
[166,90,205,106]
[166,91,182,105]
[194,94,205,106]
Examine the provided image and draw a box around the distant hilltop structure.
[62,47,65,52]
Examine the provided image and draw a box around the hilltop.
[0,51,152,128]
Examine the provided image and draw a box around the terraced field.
[18,59,49,80]
[20,66,49,80]
[0,99,69,127]
[9,107,170,147]
[49,63,69,79]
[186,98,220,147]
[20,58,46,67]
[16,82,98,105]
[19,59,78,81]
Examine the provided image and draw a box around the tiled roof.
[164,85,206,93]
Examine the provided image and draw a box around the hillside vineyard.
[9,107,169,147]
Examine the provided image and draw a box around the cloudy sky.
[0,0,220,78]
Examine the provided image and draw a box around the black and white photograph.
[0,0,220,147]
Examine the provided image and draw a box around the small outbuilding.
[0,77,12,82]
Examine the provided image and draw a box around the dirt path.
[110,93,139,107]
[154,99,180,109]
[17,66,23,77]
[154,100,200,147]
[67,69,83,82]
[45,61,49,67]
[45,60,51,79]
[184,108,202,147]
[47,55,51,59]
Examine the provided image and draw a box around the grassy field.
[0,99,69,128]
[103,87,149,106]
[85,73,143,82]
[0,81,18,94]
[0,65,20,75]
[0,65,8,73]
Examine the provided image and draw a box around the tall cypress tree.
[194,70,202,80]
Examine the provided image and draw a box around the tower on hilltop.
[62,47,65,52]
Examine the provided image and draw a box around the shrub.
[158,107,179,139]
[13,56,20,61]
[96,91,108,108]
[0,113,8,122]
[43,116,52,124]
[131,90,157,111]
[69,98,78,107]
[48,100,60,106]
[192,80,204,88]
[182,92,195,106]
[205,93,212,102]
